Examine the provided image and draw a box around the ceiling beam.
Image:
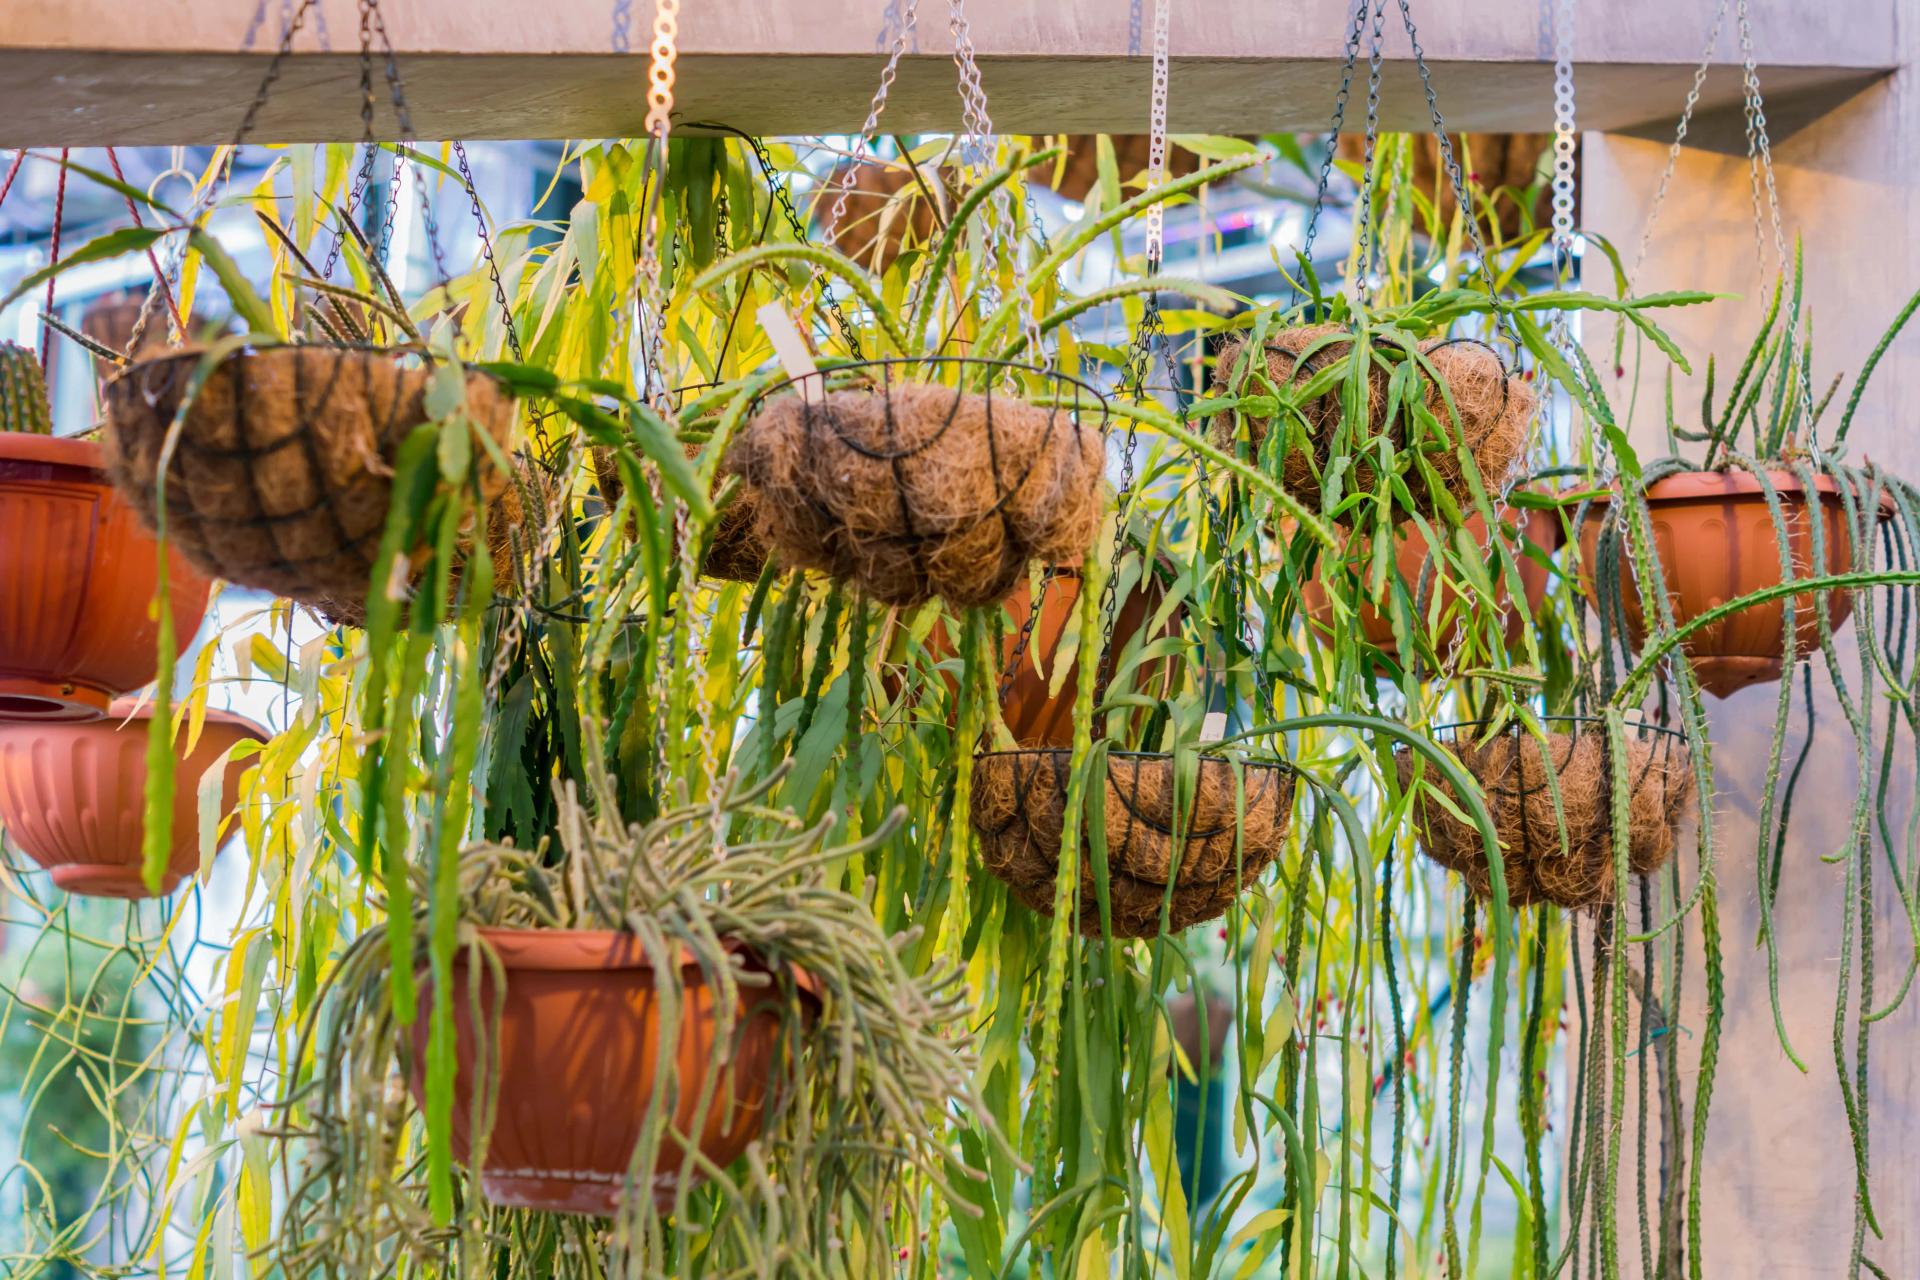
[0,0,1895,147]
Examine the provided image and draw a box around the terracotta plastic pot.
[411,929,811,1216]
[0,434,212,721]
[0,700,262,897]
[1577,469,1884,698]
[888,567,1179,748]
[1301,506,1562,659]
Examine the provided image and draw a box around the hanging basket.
[1301,503,1562,660]
[972,749,1295,937]
[1213,326,1530,521]
[885,561,1181,748]
[0,699,261,897]
[730,358,1107,608]
[101,345,517,622]
[1397,723,1696,910]
[1577,469,1890,698]
[409,928,814,1216]
[0,433,212,721]
[592,443,767,583]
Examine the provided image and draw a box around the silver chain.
[1626,0,1729,286]
[1548,0,1577,269]
[827,0,920,239]
[1143,0,1172,265]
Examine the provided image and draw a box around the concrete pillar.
[1578,23,1920,1275]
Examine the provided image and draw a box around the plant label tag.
[1201,711,1228,743]
[758,303,821,403]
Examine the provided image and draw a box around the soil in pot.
[1577,469,1885,698]
[0,433,212,721]
[1397,727,1696,909]
[885,564,1180,748]
[730,380,1105,608]
[410,928,807,1216]
[1213,325,1531,521]
[972,750,1295,937]
[101,345,517,623]
[1300,504,1562,661]
[0,699,262,897]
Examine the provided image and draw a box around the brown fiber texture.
[592,444,767,583]
[1397,729,1697,910]
[730,383,1105,608]
[1212,325,1530,521]
[102,346,516,617]
[972,751,1295,938]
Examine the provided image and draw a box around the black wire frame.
[745,355,1111,548]
[972,747,1296,844]
[106,341,506,608]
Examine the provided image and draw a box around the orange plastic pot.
[0,700,262,897]
[888,568,1178,748]
[1577,470,1884,698]
[410,929,812,1216]
[1301,506,1562,658]
[0,433,212,721]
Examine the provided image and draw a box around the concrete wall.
[1580,26,1920,1274]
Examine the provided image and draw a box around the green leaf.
[437,414,471,484]
[0,226,168,313]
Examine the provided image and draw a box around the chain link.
[1298,0,1371,292]
[1142,0,1172,264]
[827,0,919,243]
[611,0,633,54]
[1548,0,1577,268]
[452,141,526,361]
[739,134,865,358]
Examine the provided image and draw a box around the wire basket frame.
[102,343,517,623]
[1400,715,1698,910]
[972,746,1296,938]
[732,356,1110,607]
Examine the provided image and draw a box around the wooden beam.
[0,0,1896,147]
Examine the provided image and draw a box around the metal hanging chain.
[1548,0,1577,275]
[1347,0,1389,288]
[1297,0,1372,300]
[451,141,526,362]
[827,0,919,237]
[1392,0,1516,347]
[611,0,633,53]
[1625,0,1729,286]
[728,132,867,358]
[947,0,1046,365]
[1096,0,1172,645]
[1734,0,1818,445]
[1142,0,1172,266]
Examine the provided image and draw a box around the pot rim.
[0,430,106,475]
[463,926,824,1002]
[1585,467,1894,515]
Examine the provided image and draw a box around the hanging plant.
[973,746,1295,936]
[1214,326,1532,522]
[0,340,212,720]
[1300,501,1563,663]
[278,769,995,1267]
[0,698,261,897]
[101,342,520,624]
[1398,720,1695,909]
[887,554,1182,748]
[729,357,1106,607]
[1582,252,1907,697]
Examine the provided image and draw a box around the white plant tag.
[1201,711,1229,743]
[758,302,821,403]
